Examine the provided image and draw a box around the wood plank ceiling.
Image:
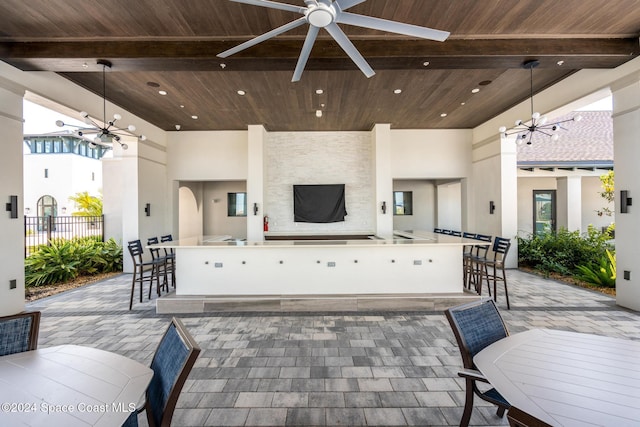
[1,0,639,131]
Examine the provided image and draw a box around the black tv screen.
[293,184,347,223]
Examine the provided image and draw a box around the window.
[533,190,556,235]
[227,192,247,216]
[393,191,413,215]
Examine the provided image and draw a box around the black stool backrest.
[147,237,163,260]
[160,235,175,256]
[492,237,511,261]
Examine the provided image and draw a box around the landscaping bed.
[25,272,121,301]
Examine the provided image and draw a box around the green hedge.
[25,237,123,287]
[517,226,613,277]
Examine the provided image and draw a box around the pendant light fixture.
[55,59,146,150]
[499,59,581,145]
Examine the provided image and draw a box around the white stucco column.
[612,78,640,311]
[247,125,266,241]
[372,124,393,237]
[556,176,582,232]
[470,136,518,268]
[0,78,26,316]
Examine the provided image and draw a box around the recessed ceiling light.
[557,60,565,66]
[147,81,160,88]
[220,63,226,69]
[440,113,447,117]
[237,90,246,96]
[82,62,88,69]
[191,115,198,120]
[315,110,322,118]
[461,102,466,106]
[158,90,167,95]
[179,104,185,108]
[393,89,402,94]
[471,88,480,94]
[423,61,430,67]
[316,89,324,95]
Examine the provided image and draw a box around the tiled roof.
[516,111,613,162]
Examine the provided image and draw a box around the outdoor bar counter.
[154,231,482,313]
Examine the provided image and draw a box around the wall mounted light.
[381,201,387,214]
[253,203,259,215]
[5,195,18,219]
[61,207,67,214]
[489,201,495,214]
[24,207,31,215]
[144,203,151,216]
[620,190,632,213]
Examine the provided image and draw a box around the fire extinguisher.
[263,215,269,232]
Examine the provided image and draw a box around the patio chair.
[445,299,510,427]
[127,239,166,310]
[0,311,41,356]
[507,406,552,427]
[122,317,201,427]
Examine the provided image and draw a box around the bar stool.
[467,234,492,291]
[127,240,166,310]
[147,237,171,293]
[160,234,176,288]
[477,236,512,309]
[462,232,476,288]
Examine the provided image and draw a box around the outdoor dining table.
[474,328,640,427]
[0,344,153,426]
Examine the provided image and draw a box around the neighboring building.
[517,111,614,236]
[23,134,106,217]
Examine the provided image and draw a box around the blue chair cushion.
[454,301,507,359]
[147,323,190,427]
[0,317,33,356]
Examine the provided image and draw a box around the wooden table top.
[474,329,640,427]
[0,345,153,426]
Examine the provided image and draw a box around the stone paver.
[27,270,640,426]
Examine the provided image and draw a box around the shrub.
[575,250,616,288]
[25,237,122,287]
[518,226,613,277]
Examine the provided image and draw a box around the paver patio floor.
[27,269,640,426]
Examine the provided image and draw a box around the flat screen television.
[293,184,347,223]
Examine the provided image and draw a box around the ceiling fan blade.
[336,12,450,41]
[292,25,320,82]
[217,17,307,58]
[334,0,367,11]
[325,22,375,78]
[229,0,307,14]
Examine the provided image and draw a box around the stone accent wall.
[265,132,374,233]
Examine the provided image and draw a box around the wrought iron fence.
[25,215,104,257]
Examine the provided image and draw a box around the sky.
[23,100,87,134]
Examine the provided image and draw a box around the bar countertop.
[153,230,482,249]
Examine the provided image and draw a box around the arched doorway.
[37,195,57,231]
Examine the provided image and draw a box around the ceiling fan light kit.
[218,0,450,82]
[56,59,146,150]
[499,59,582,145]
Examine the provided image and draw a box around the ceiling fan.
[218,0,450,82]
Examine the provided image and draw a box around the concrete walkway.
[27,270,640,426]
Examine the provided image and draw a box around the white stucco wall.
[203,180,247,239]
[517,174,614,236]
[0,82,26,316]
[23,152,102,215]
[390,129,472,178]
[392,179,436,232]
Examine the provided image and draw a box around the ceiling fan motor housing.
[306,3,336,28]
